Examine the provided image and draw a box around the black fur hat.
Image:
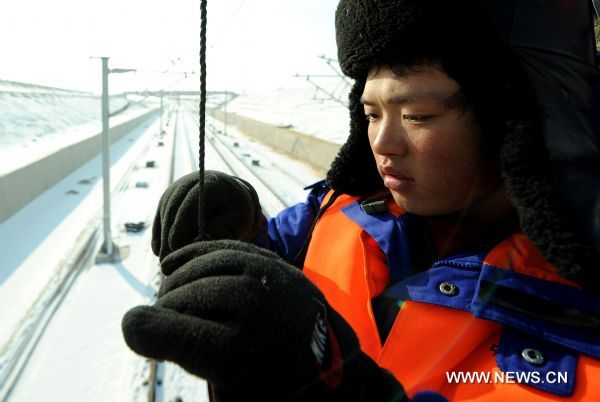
[327,0,600,287]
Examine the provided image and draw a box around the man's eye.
[365,114,379,122]
[403,115,433,122]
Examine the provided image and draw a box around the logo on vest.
[310,301,329,366]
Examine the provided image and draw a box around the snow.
[0,112,163,401]
[0,77,332,401]
[7,258,158,402]
[226,80,351,145]
[0,113,155,351]
[0,81,159,174]
[0,79,90,95]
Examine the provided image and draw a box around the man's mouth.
[381,167,414,191]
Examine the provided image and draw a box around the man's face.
[362,64,499,216]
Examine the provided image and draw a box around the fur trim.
[500,120,600,286]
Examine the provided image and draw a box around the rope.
[197,0,208,240]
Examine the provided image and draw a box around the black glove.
[151,171,264,261]
[122,240,406,401]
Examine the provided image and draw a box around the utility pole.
[99,57,114,261]
[223,91,228,136]
[160,91,164,134]
[93,57,136,264]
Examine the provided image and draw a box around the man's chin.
[391,193,461,217]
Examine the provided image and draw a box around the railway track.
[184,103,320,216]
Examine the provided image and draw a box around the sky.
[0,0,339,95]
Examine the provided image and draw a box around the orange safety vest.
[302,192,600,401]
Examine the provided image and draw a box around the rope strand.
[197,0,208,240]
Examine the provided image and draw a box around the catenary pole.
[100,57,114,258]
[160,91,164,134]
[224,91,228,136]
[94,57,135,263]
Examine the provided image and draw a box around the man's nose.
[370,117,408,157]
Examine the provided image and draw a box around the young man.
[123,0,600,401]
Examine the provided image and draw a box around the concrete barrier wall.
[0,109,158,222]
[209,109,341,172]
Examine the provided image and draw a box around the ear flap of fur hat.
[481,0,600,285]
[483,0,600,270]
[328,0,600,287]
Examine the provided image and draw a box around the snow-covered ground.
[0,109,162,401]
[0,80,158,174]
[0,77,331,401]
[226,79,351,145]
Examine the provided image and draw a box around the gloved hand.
[151,171,265,261]
[122,240,406,401]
